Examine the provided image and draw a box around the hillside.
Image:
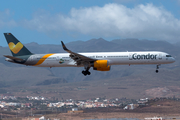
[0,38,180,99]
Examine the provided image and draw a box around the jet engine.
[93,60,110,71]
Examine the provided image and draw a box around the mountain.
[0,38,180,99]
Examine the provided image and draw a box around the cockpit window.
[166,55,172,57]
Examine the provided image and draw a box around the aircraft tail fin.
[4,33,32,56]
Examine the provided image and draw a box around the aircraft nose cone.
[171,57,175,63]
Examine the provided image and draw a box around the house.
[22,116,46,120]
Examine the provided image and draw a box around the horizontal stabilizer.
[3,55,24,61]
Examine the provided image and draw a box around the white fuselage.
[28,51,175,67]
[4,33,176,75]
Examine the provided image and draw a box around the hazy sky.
[1,0,180,46]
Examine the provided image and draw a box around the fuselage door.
[129,53,133,60]
[159,53,162,60]
[30,55,36,61]
[29,56,33,61]
[56,56,60,61]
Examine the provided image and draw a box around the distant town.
[0,94,179,120]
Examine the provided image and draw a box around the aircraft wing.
[61,41,96,63]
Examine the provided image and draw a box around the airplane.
[3,33,175,76]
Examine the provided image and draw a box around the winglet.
[61,41,68,51]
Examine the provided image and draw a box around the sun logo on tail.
[8,42,23,54]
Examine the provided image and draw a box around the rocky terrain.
[0,38,180,99]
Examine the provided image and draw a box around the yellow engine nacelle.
[93,60,111,71]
